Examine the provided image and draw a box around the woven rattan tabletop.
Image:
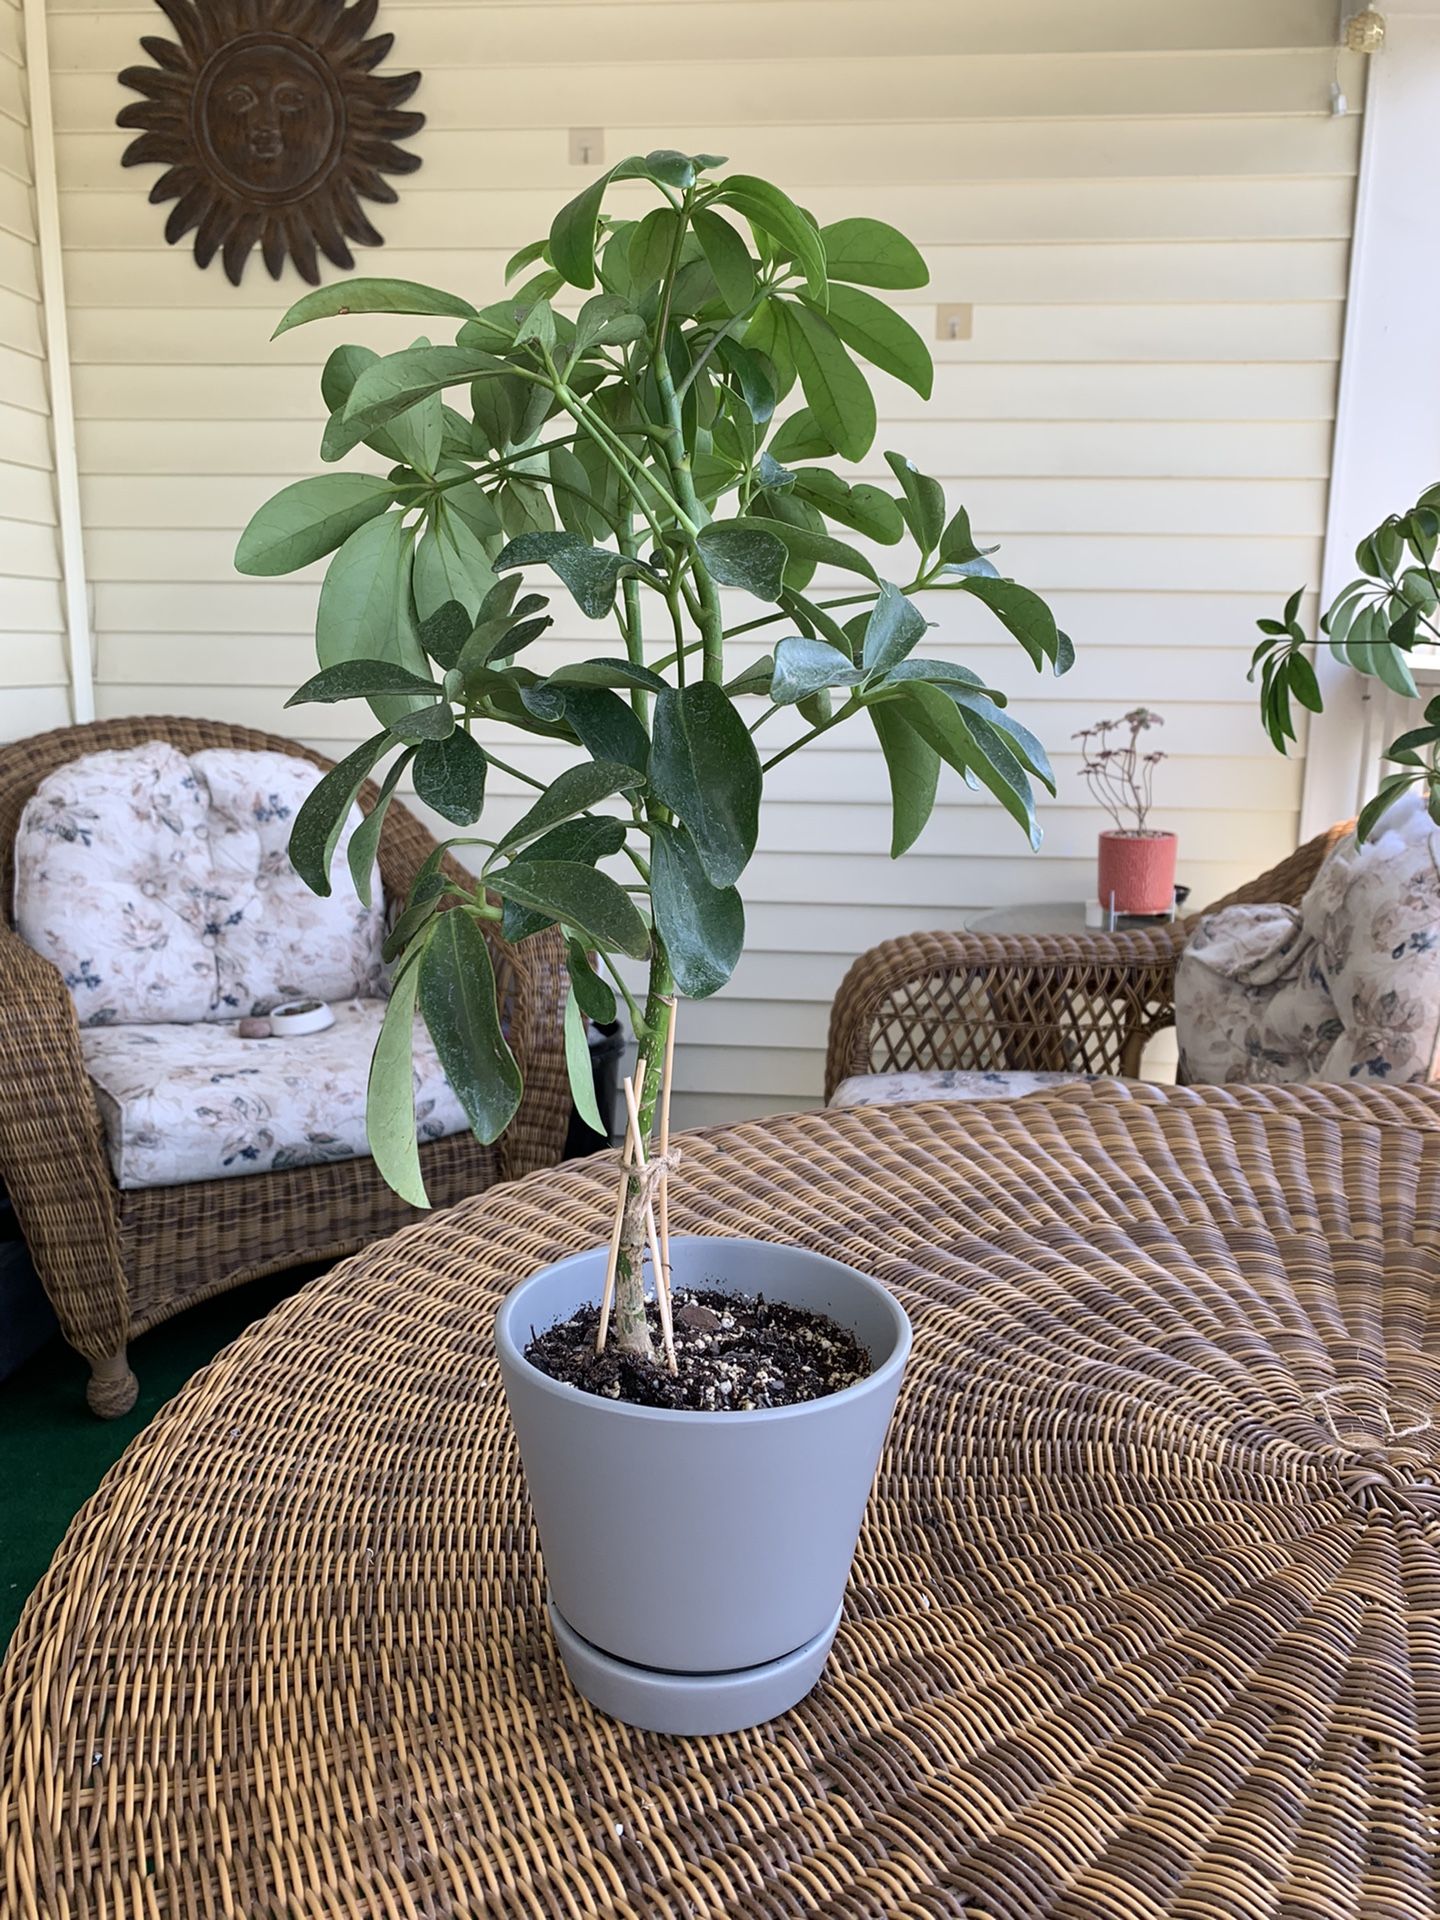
[3,1081,1440,1920]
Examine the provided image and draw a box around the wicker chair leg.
[86,1348,138,1420]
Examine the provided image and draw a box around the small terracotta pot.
[1097,830,1177,917]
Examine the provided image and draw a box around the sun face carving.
[117,0,424,287]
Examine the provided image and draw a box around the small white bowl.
[268,998,335,1038]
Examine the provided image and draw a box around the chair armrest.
[0,924,127,1361]
[824,925,1184,1099]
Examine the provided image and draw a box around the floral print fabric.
[831,1069,1090,1107]
[1177,789,1440,1086]
[14,742,387,1026]
[81,997,468,1189]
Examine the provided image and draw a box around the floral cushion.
[1177,790,1440,1086]
[80,998,468,1189]
[14,742,387,1026]
[831,1069,1091,1107]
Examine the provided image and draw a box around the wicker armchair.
[824,822,1356,1099]
[0,716,570,1416]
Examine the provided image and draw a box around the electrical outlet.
[569,128,605,168]
[936,304,973,342]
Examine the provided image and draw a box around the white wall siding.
[35,0,1358,1120]
[0,0,65,742]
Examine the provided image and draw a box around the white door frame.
[1301,0,1440,836]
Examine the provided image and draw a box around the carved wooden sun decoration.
[117,0,423,287]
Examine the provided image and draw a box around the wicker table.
[4,1083,1439,1920]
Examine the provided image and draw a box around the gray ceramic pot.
[495,1235,911,1736]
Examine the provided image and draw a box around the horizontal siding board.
[60,240,1354,307]
[0,459,56,522]
[65,302,1347,367]
[49,1,1343,63]
[67,359,1341,423]
[82,525,1323,595]
[89,585,1320,654]
[53,115,1363,193]
[0,631,68,685]
[76,418,1339,478]
[53,50,1366,133]
[1,686,73,742]
[58,177,1359,250]
[0,400,55,468]
[77,474,1328,537]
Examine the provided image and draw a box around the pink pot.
[1097,830,1177,917]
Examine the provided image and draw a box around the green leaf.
[788,304,875,461]
[494,531,663,620]
[574,292,647,354]
[316,514,431,728]
[962,575,1060,670]
[650,683,762,888]
[343,347,508,444]
[771,635,864,705]
[513,296,557,353]
[503,817,625,944]
[566,939,617,1026]
[289,732,392,896]
[650,821,745,999]
[495,759,644,856]
[345,749,415,908]
[274,278,478,338]
[939,504,1000,569]
[287,658,439,706]
[804,284,932,399]
[236,475,398,577]
[416,600,473,672]
[791,469,904,544]
[744,513,879,583]
[696,522,787,600]
[564,985,606,1135]
[627,208,680,293]
[549,657,668,693]
[550,444,611,541]
[413,508,497,622]
[1356,772,1416,845]
[366,949,429,1207]
[715,339,776,425]
[559,685,650,773]
[500,818,628,942]
[767,408,835,463]
[414,729,488,826]
[884,451,946,554]
[870,703,939,857]
[504,238,550,283]
[898,680,1040,848]
[489,861,651,960]
[388,700,457,745]
[715,176,827,300]
[862,582,928,675]
[420,910,523,1144]
[950,692,1055,794]
[549,164,616,290]
[819,218,929,290]
[693,208,757,314]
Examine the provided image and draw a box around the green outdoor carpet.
[0,1267,314,1655]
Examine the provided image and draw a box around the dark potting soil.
[523,1287,872,1411]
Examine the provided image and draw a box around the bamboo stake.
[657,994,678,1302]
[596,1059,646,1355]
[621,1073,677,1373]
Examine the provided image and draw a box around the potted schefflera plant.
[238,150,1071,1735]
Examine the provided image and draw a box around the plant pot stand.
[548,1596,843,1737]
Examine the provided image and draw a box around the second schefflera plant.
[236,149,1072,1361]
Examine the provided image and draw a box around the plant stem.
[761,698,857,771]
